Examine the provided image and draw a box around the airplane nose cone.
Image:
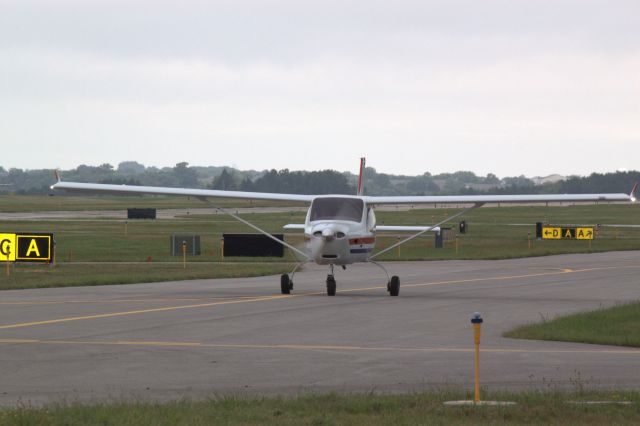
[321,228,335,242]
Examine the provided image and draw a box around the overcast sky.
[1,0,638,177]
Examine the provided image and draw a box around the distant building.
[464,183,502,191]
[531,174,566,185]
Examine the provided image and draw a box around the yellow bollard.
[471,312,483,404]
[182,241,187,269]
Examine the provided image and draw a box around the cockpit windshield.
[309,197,364,223]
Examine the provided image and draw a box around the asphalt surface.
[1,251,639,406]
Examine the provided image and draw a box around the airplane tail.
[357,157,366,196]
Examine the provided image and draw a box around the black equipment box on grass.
[128,208,156,219]
[223,234,285,257]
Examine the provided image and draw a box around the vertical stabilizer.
[357,157,366,196]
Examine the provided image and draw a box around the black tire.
[326,276,336,296]
[389,276,400,296]
[281,274,291,294]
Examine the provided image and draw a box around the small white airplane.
[51,159,638,297]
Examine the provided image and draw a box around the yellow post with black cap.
[471,312,483,404]
[182,240,187,269]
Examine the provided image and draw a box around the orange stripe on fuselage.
[349,237,375,245]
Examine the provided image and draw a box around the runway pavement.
[1,251,639,406]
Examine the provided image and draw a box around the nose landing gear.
[326,264,336,296]
[326,275,336,296]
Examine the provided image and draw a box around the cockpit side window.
[367,207,376,230]
[310,198,364,222]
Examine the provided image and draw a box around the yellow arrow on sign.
[576,227,594,240]
[542,227,561,239]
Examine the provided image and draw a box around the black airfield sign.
[0,233,54,262]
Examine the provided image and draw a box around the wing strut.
[369,203,484,260]
[198,198,312,261]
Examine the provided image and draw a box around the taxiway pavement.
[1,251,639,406]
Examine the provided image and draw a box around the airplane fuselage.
[302,196,376,265]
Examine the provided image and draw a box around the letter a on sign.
[16,234,52,262]
[26,239,41,257]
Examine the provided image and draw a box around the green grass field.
[504,301,640,347]
[1,198,639,290]
[2,391,640,425]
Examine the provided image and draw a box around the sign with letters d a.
[0,233,54,263]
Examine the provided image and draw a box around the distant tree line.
[210,169,353,195]
[0,162,638,197]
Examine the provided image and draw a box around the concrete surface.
[1,251,639,406]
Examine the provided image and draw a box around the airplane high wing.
[50,166,637,297]
[51,180,633,205]
[51,180,315,203]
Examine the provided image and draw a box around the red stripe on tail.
[357,157,366,195]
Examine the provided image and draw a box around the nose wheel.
[326,275,336,296]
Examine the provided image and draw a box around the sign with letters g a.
[0,233,54,262]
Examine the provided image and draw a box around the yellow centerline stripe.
[0,295,269,306]
[0,265,625,330]
[338,266,615,294]
[0,294,299,330]
[1,338,639,355]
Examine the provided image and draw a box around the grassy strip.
[2,391,640,425]
[1,263,291,290]
[504,301,640,347]
[2,205,639,264]
[1,204,639,290]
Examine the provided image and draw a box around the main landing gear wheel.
[326,275,336,296]
[388,275,400,296]
[281,274,293,295]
